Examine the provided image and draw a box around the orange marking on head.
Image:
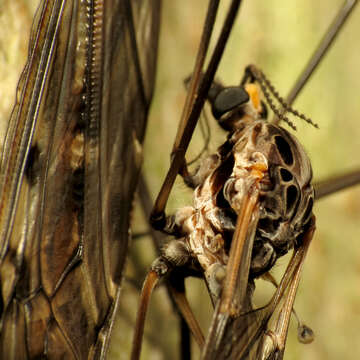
[245,83,261,112]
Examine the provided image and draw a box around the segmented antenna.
[246,65,319,130]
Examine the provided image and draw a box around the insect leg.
[272,0,358,124]
[131,263,164,360]
[131,243,204,360]
[314,168,360,199]
[262,272,314,345]
[151,0,243,228]
[150,0,220,227]
[202,217,315,360]
[168,274,205,349]
[256,217,316,360]
[137,175,204,357]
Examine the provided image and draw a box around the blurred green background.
[2,1,360,359]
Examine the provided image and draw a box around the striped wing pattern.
[0,0,160,358]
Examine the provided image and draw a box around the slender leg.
[272,0,358,124]
[257,217,316,359]
[136,174,205,358]
[168,274,205,350]
[314,168,360,199]
[151,0,243,227]
[180,316,191,360]
[131,250,205,360]
[261,272,314,345]
[131,265,163,360]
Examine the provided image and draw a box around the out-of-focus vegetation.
[0,0,37,135]
[1,1,360,359]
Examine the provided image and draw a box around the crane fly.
[130,0,360,359]
[0,0,160,358]
[2,0,360,359]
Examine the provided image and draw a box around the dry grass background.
[1,1,360,359]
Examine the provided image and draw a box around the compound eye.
[212,86,250,120]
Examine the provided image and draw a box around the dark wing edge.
[93,0,161,357]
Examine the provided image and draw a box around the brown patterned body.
[166,109,314,300]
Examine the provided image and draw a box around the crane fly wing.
[0,0,160,358]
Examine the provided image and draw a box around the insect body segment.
[158,78,314,296]
[133,73,315,359]
[154,81,266,297]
